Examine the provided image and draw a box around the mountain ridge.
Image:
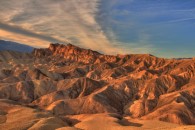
[0,43,194,130]
[0,40,34,53]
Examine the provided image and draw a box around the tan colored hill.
[0,43,195,130]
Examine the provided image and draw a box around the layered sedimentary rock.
[0,43,195,130]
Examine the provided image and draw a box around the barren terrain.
[0,43,195,130]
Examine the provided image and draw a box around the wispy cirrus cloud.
[0,0,134,54]
[0,21,65,43]
[0,29,49,48]
[96,0,155,54]
[96,0,195,57]
[1,0,194,57]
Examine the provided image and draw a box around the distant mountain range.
[0,40,34,52]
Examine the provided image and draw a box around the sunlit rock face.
[0,43,195,130]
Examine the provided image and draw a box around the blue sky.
[98,0,195,57]
[0,0,195,58]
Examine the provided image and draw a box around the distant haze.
[0,40,33,52]
[0,0,195,58]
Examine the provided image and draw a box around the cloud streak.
[0,22,65,43]
[96,0,154,54]
[0,0,130,54]
[0,30,50,48]
[0,0,195,58]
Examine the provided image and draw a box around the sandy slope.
[0,100,194,130]
[0,43,195,129]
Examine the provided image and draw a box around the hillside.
[0,40,34,52]
[0,43,194,130]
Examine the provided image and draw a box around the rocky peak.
[33,43,162,65]
[48,43,61,52]
[33,43,102,63]
[35,43,101,55]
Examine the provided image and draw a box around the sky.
[0,0,195,58]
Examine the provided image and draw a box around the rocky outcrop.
[0,43,195,126]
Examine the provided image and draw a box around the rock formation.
[0,43,195,129]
